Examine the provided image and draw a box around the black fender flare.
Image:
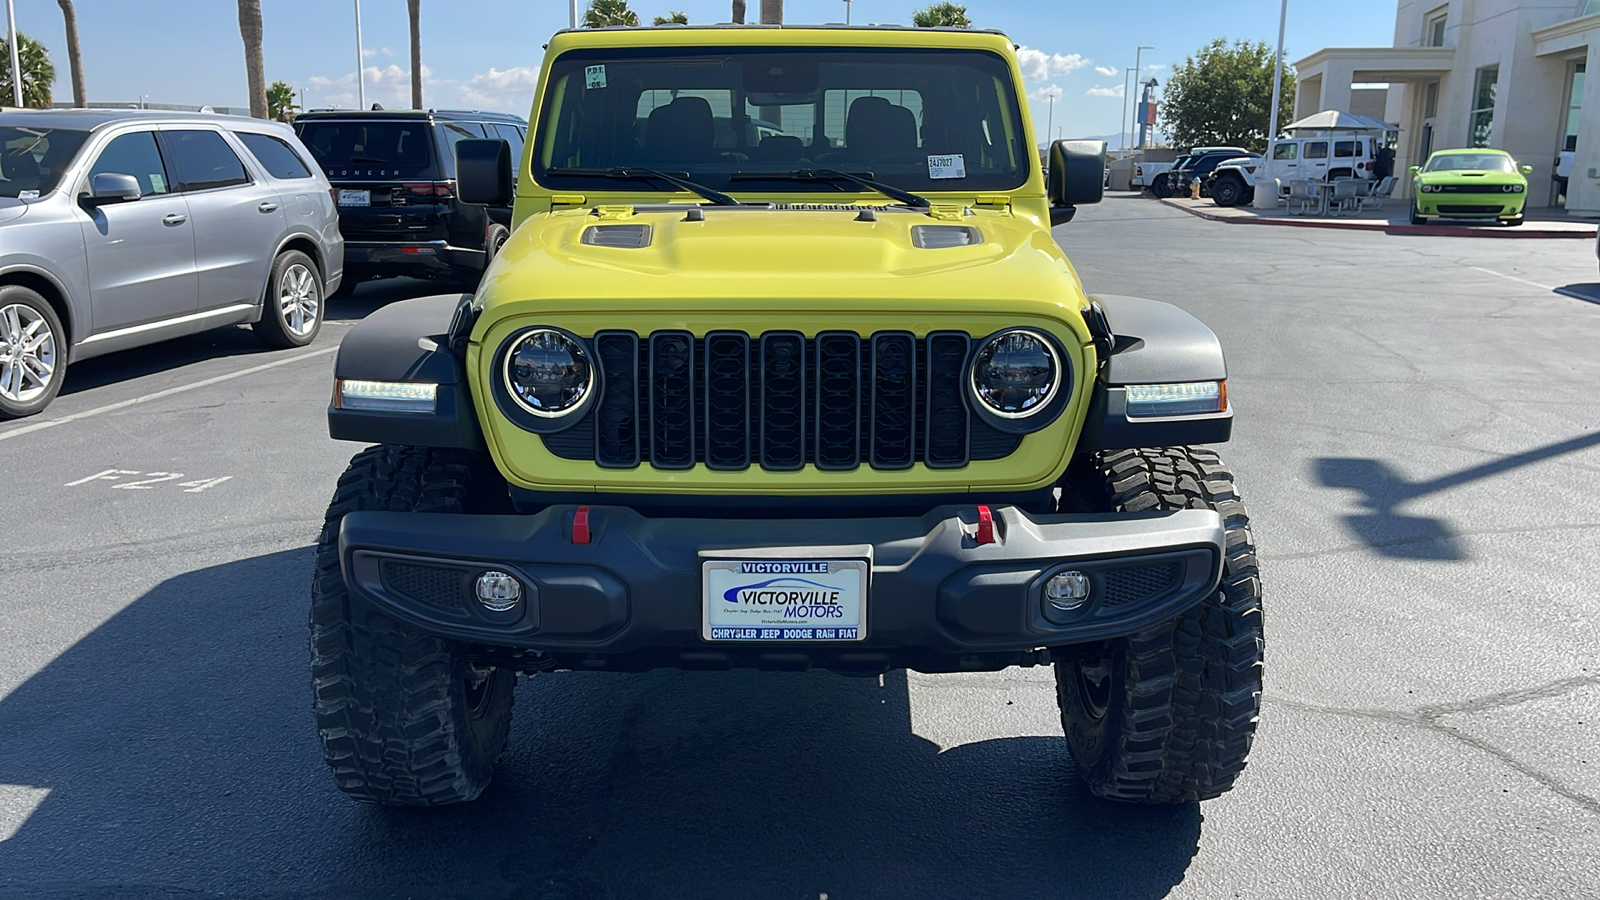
[326,294,486,451]
[1077,294,1232,451]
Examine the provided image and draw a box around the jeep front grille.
[541,330,1023,471]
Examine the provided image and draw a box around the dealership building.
[1294,0,1598,212]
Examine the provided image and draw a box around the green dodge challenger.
[1410,149,1533,226]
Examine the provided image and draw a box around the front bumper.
[1416,193,1526,218]
[338,504,1224,673]
[344,240,485,275]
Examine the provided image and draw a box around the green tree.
[267,80,297,121]
[652,10,688,24]
[0,33,55,108]
[911,2,970,27]
[583,0,639,27]
[1159,39,1296,152]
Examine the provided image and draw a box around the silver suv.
[0,109,343,418]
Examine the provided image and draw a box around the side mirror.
[1407,165,1420,175]
[83,172,142,206]
[1520,164,1533,175]
[1048,139,1106,226]
[456,139,513,206]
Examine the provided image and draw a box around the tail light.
[403,181,455,199]
[1135,164,1145,176]
[327,186,337,208]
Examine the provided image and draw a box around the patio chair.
[1287,179,1316,215]
[1359,176,1396,211]
[1331,178,1362,216]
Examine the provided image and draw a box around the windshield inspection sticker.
[17,190,38,199]
[585,65,608,90]
[927,154,967,180]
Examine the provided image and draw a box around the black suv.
[1171,149,1259,197]
[295,109,526,294]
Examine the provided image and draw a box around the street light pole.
[1252,0,1290,209]
[1120,67,1135,153]
[844,0,851,24]
[1131,45,1153,151]
[353,0,366,110]
[1046,92,1055,148]
[570,0,577,28]
[5,0,22,107]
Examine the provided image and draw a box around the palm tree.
[56,0,86,107]
[759,0,781,23]
[731,0,745,23]
[0,34,55,108]
[652,10,688,24]
[911,2,970,27]
[406,0,422,109]
[267,80,297,121]
[583,0,639,27]
[236,0,268,118]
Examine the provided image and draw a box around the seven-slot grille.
[542,330,1025,471]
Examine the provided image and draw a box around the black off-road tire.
[1055,447,1263,803]
[311,444,516,806]
[1210,175,1245,207]
[484,223,510,265]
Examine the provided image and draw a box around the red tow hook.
[572,506,591,544]
[974,505,996,545]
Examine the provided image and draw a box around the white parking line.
[0,345,337,443]
[1469,266,1556,292]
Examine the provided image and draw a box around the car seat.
[843,97,917,161]
[644,97,716,163]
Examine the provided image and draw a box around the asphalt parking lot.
[2,196,1598,899]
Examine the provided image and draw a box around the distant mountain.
[1038,131,1170,152]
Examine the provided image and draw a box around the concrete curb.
[1157,197,1597,239]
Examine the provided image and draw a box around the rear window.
[235,131,314,179]
[296,119,439,178]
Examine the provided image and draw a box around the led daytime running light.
[1125,381,1226,418]
[337,379,438,413]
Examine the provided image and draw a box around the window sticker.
[17,190,39,199]
[927,154,966,180]
[585,65,608,90]
[149,172,167,193]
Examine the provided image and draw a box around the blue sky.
[8,0,1397,140]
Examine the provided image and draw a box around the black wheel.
[1409,200,1427,226]
[1151,174,1174,199]
[1055,447,1263,803]
[311,445,516,806]
[484,223,510,267]
[252,250,323,348]
[1211,175,1244,207]
[0,284,66,420]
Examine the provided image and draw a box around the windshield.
[0,126,90,198]
[296,119,441,178]
[533,46,1030,194]
[1425,153,1515,174]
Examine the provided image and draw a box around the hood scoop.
[582,223,653,248]
[911,225,982,249]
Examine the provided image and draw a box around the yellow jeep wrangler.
[313,25,1261,807]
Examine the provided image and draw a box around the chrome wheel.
[0,302,57,404]
[277,263,320,339]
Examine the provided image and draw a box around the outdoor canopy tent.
[1281,109,1399,134]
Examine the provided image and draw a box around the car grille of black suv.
[540,330,1024,471]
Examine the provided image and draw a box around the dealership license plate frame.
[700,549,870,642]
[338,189,371,207]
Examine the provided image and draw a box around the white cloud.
[1094,65,1117,77]
[362,46,395,59]
[456,66,542,114]
[1031,84,1063,101]
[1146,63,1167,72]
[1086,84,1125,98]
[1015,47,1090,82]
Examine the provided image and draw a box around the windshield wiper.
[546,166,741,206]
[729,169,930,209]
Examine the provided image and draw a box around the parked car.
[1408,148,1531,226]
[1149,156,1186,197]
[1173,150,1261,198]
[1131,159,1173,192]
[0,109,342,418]
[1207,133,1393,207]
[294,108,526,295]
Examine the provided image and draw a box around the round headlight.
[970,330,1061,419]
[502,328,592,417]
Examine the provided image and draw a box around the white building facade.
[1295,0,1599,212]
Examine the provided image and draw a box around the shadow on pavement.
[1314,431,1600,559]
[1555,283,1600,306]
[0,548,1202,900]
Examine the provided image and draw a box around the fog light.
[1045,571,1091,612]
[475,571,522,611]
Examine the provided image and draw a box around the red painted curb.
[1157,197,1597,239]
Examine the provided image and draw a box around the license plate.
[702,559,867,641]
[338,189,370,207]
